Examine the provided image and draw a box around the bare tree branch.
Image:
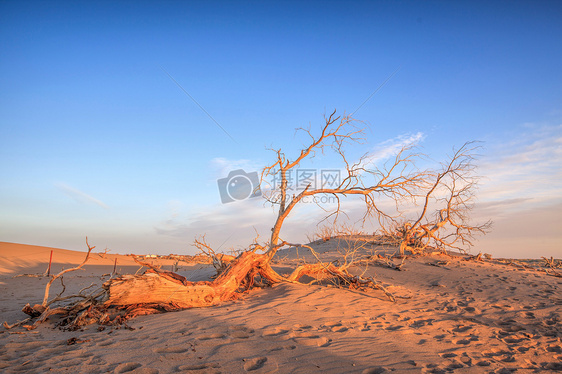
[261,111,432,260]
[42,237,94,307]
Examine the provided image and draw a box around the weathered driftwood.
[104,251,357,309]
[106,251,265,308]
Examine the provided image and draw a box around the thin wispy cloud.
[55,183,109,209]
[361,132,425,167]
[476,198,533,211]
[478,123,562,212]
[210,157,263,178]
[156,197,269,236]
[154,197,274,252]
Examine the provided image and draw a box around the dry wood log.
[105,251,271,308]
[103,250,385,310]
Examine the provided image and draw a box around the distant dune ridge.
[0,241,141,276]
[0,239,561,373]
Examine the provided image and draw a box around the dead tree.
[11,110,489,329]
[385,142,492,256]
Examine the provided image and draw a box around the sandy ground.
[0,240,561,373]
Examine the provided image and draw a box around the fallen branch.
[542,256,561,269]
[368,254,406,271]
[427,260,451,269]
[545,270,562,278]
[3,318,32,330]
[132,256,162,272]
[503,260,534,269]
[464,253,483,262]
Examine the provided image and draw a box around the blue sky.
[1,1,560,258]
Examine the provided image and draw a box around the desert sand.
[0,240,561,373]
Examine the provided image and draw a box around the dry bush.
[334,223,364,237]
[377,143,492,255]
[314,225,335,242]
[310,222,365,243]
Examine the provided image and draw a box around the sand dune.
[0,242,185,276]
[1,240,561,373]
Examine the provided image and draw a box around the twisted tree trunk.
[103,251,347,310]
